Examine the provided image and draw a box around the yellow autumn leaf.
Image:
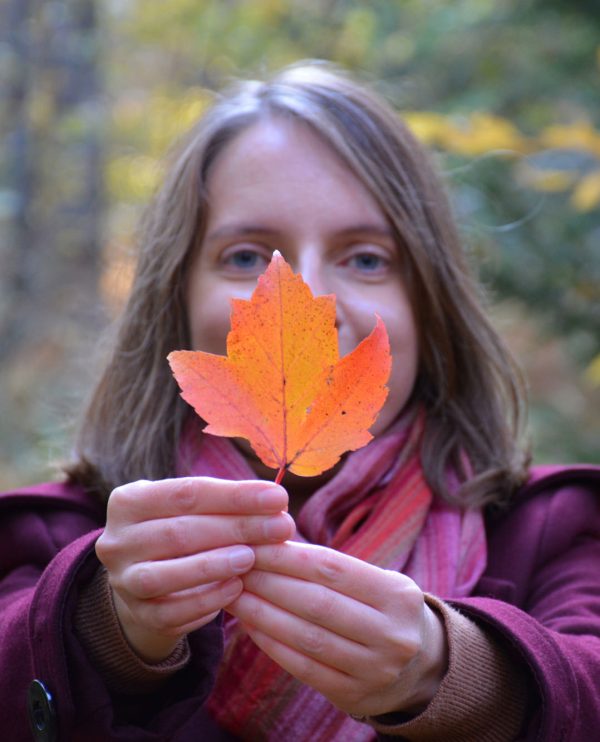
[403,112,449,146]
[446,113,530,156]
[584,354,600,388]
[405,111,529,156]
[571,171,600,212]
[540,121,600,159]
[519,166,577,193]
[106,154,162,201]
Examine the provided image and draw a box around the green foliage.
[1,0,597,489]
[101,0,599,462]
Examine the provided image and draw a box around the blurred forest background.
[1,0,598,489]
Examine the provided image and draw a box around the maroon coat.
[1,466,599,741]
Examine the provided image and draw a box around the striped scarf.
[178,412,487,740]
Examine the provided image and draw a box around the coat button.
[27,680,57,742]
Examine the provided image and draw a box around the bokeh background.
[1,0,599,489]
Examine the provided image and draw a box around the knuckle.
[305,590,336,623]
[150,601,176,632]
[242,569,263,592]
[403,634,421,661]
[234,517,255,544]
[107,483,127,506]
[95,533,119,564]
[384,571,421,605]
[404,580,424,606]
[171,479,197,514]
[108,480,149,515]
[296,653,319,686]
[317,552,344,584]
[163,519,191,554]
[298,625,326,656]
[385,583,407,608]
[244,594,265,625]
[194,555,213,583]
[387,626,421,662]
[105,491,124,523]
[229,483,247,512]
[373,660,401,690]
[131,564,157,599]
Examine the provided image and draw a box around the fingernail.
[263,513,292,540]
[229,546,254,573]
[258,486,287,509]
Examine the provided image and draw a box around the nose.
[297,251,329,298]
[296,250,344,331]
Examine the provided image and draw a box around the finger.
[241,569,384,643]
[100,511,295,562]
[242,623,415,718]
[252,542,415,609]
[168,611,221,637]
[243,624,359,712]
[125,577,243,636]
[229,589,374,679]
[107,478,288,523]
[120,545,256,599]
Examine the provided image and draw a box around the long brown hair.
[67,62,529,507]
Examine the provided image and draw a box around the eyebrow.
[205,225,282,242]
[205,222,395,242]
[335,224,395,239]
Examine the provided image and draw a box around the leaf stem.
[275,465,286,485]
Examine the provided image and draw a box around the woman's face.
[187,117,419,440]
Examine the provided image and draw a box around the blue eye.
[352,253,384,271]
[231,250,260,268]
[223,248,270,272]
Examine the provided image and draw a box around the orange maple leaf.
[168,251,391,482]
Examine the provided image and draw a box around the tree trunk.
[0,0,105,487]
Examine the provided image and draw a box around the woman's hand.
[95,477,294,663]
[227,541,448,718]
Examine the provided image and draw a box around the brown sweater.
[76,568,528,740]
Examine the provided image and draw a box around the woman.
[2,63,599,741]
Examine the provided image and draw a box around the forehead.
[204,116,388,229]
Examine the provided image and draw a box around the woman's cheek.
[189,294,232,354]
[374,325,419,433]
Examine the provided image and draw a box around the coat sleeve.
[449,478,600,741]
[0,490,224,741]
